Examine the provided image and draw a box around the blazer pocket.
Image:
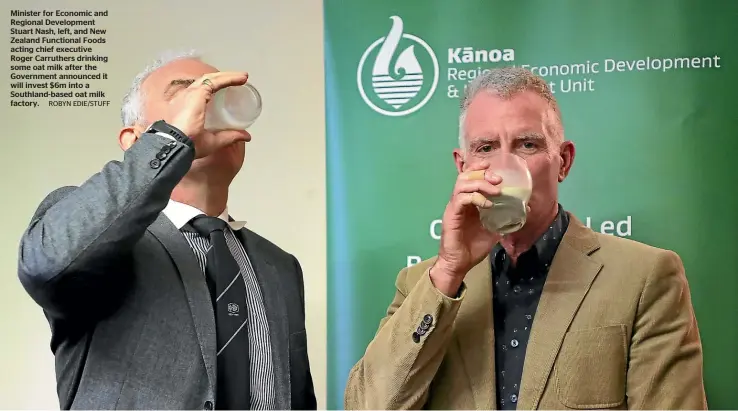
[555,325,627,409]
[289,330,308,352]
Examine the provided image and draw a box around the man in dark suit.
[17,51,316,410]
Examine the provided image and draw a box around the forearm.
[344,270,464,410]
[18,133,194,314]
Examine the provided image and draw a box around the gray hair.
[458,67,563,149]
[120,49,202,127]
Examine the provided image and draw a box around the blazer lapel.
[236,228,291,410]
[455,257,497,410]
[148,214,217,395]
[517,215,603,409]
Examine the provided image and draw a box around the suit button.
[412,331,420,343]
[510,394,518,403]
[419,321,430,331]
[416,326,426,336]
[204,400,213,410]
[422,314,433,325]
[149,159,161,169]
[161,145,173,153]
[513,284,522,294]
[156,151,168,160]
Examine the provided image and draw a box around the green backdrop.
[325,1,738,408]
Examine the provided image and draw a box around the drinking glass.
[205,83,262,131]
[478,153,533,234]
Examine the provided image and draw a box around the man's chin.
[191,154,243,177]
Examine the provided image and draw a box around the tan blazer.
[344,215,706,410]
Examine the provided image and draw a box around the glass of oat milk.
[204,83,262,131]
[479,153,533,234]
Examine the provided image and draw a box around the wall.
[0,0,326,408]
[324,0,737,408]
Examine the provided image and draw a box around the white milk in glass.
[478,153,533,234]
[205,83,262,131]
[479,186,532,234]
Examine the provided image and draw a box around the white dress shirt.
[162,200,276,410]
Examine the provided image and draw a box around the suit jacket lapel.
[148,214,217,394]
[236,228,291,410]
[455,257,497,410]
[517,215,603,409]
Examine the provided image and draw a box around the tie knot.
[189,215,229,237]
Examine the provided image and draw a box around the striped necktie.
[189,215,251,410]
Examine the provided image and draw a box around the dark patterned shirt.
[491,205,569,409]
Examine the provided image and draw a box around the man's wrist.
[146,120,193,148]
[429,259,465,298]
[154,131,177,141]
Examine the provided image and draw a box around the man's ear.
[558,140,576,182]
[118,124,143,151]
[453,148,465,173]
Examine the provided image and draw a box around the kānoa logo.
[357,16,439,117]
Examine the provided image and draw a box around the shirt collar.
[162,200,247,230]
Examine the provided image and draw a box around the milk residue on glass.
[205,83,262,131]
[478,153,533,234]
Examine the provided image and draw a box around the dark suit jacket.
[17,133,316,410]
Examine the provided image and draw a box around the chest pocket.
[554,325,627,409]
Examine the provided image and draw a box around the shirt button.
[511,394,518,403]
[511,338,519,348]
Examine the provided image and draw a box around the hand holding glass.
[204,83,262,131]
[478,153,533,234]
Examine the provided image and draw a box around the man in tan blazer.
[343,67,706,410]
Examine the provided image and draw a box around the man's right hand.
[165,71,251,158]
[430,164,503,297]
